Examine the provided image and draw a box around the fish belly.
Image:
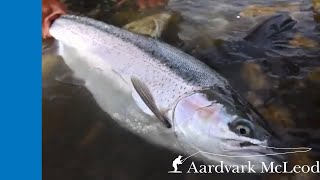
[58,42,182,151]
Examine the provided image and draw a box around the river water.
[43,0,320,179]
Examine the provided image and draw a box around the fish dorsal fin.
[131,76,172,128]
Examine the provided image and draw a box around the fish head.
[172,88,286,168]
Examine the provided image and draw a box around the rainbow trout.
[49,15,296,170]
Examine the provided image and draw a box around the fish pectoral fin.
[131,76,172,128]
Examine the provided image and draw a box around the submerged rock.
[289,33,319,49]
[123,12,173,38]
[240,3,300,18]
[308,67,320,83]
[242,62,270,90]
[313,0,320,22]
[313,0,320,14]
[260,104,294,128]
[111,10,141,26]
[246,91,264,107]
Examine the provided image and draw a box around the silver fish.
[49,15,287,169]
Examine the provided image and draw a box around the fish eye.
[230,118,254,138]
[236,124,251,137]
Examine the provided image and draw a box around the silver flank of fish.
[50,15,230,118]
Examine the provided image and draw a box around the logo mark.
[168,155,184,173]
[167,145,311,174]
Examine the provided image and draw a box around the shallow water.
[43,0,320,179]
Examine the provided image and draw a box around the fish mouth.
[220,126,312,164]
[232,146,287,163]
[221,138,287,163]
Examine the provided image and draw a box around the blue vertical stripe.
[0,0,41,180]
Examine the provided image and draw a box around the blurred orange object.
[136,0,166,9]
[42,0,66,39]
